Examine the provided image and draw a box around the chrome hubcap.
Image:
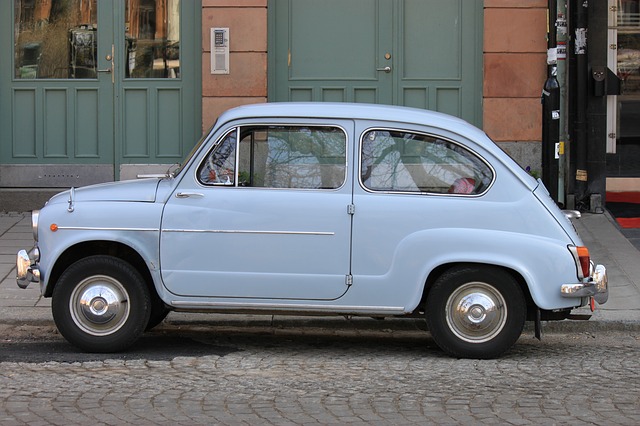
[446,282,507,343]
[70,275,129,336]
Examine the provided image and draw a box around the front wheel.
[52,255,151,352]
[425,265,526,359]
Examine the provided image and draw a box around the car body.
[16,102,608,358]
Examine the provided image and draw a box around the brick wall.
[201,0,268,131]
[483,0,548,168]
[201,1,548,168]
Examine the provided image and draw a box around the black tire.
[52,255,151,353]
[425,265,526,359]
[145,296,170,331]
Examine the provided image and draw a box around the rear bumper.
[561,264,608,304]
[16,247,40,289]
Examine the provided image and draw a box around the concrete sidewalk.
[1,211,639,333]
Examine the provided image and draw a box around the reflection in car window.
[198,126,347,189]
[360,130,493,195]
[198,130,236,185]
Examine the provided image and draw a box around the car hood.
[48,178,162,205]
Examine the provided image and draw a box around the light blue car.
[17,103,608,358]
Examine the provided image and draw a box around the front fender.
[36,201,164,295]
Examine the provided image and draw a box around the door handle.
[98,44,115,83]
[376,66,391,73]
[176,192,204,198]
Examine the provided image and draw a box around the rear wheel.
[52,255,151,352]
[425,265,526,359]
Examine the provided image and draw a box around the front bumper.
[16,247,40,289]
[561,264,608,304]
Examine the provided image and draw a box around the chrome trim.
[563,210,581,220]
[137,173,171,179]
[561,264,608,304]
[31,210,40,242]
[170,300,405,315]
[161,229,335,236]
[55,226,159,232]
[67,187,75,212]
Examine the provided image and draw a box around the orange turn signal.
[576,246,591,279]
[50,224,58,232]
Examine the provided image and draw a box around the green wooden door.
[0,1,200,187]
[268,0,482,127]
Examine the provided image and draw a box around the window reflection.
[14,0,98,79]
[125,0,180,78]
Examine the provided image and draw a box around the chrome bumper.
[561,264,608,304]
[16,247,40,289]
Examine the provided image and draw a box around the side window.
[198,129,237,185]
[198,126,347,189]
[360,130,493,195]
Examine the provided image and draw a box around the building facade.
[0,0,635,210]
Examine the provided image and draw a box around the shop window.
[125,0,180,78]
[14,0,98,79]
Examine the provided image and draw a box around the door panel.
[1,0,115,188]
[0,1,200,187]
[269,0,482,126]
[160,124,353,300]
[270,0,393,103]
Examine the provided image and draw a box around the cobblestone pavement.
[1,326,639,425]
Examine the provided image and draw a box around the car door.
[160,121,354,300]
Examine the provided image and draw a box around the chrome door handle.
[376,66,391,73]
[97,69,112,73]
[176,192,204,198]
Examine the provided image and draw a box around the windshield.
[170,121,217,177]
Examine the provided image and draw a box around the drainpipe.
[542,0,560,203]
[556,0,568,208]
[574,0,589,207]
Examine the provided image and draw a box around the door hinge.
[345,274,353,286]
[347,204,355,215]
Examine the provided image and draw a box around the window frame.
[357,127,496,197]
[195,123,350,191]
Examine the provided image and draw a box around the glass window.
[360,130,493,195]
[14,0,98,79]
[198,129,237,185]
[125,0,180,78]
[198,126,347,189]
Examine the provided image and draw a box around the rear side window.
[198,126,347,189]
[360,129,493,195]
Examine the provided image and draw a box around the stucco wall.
[201,1,548,169]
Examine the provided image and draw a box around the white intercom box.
[211,28,229,74]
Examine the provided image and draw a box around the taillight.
[569,245,591,279]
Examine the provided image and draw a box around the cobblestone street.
[2,326,639,425]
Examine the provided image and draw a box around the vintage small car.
[17,103,608,358]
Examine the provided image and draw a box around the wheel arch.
[417,262,536,317]
[44,241,156,301]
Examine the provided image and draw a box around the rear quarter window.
[360,129,494,195]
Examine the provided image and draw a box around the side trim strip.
[162,229,335,236]
[56,226,159,232]
[170,300,405,315]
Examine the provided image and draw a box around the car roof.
[217,102,473,132]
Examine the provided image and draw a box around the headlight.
[31,210,39,242]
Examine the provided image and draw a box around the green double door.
[269,0,483,127]
[0,0,200,187]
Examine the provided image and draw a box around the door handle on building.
[97,44,115,83]
[376,66,391,73]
